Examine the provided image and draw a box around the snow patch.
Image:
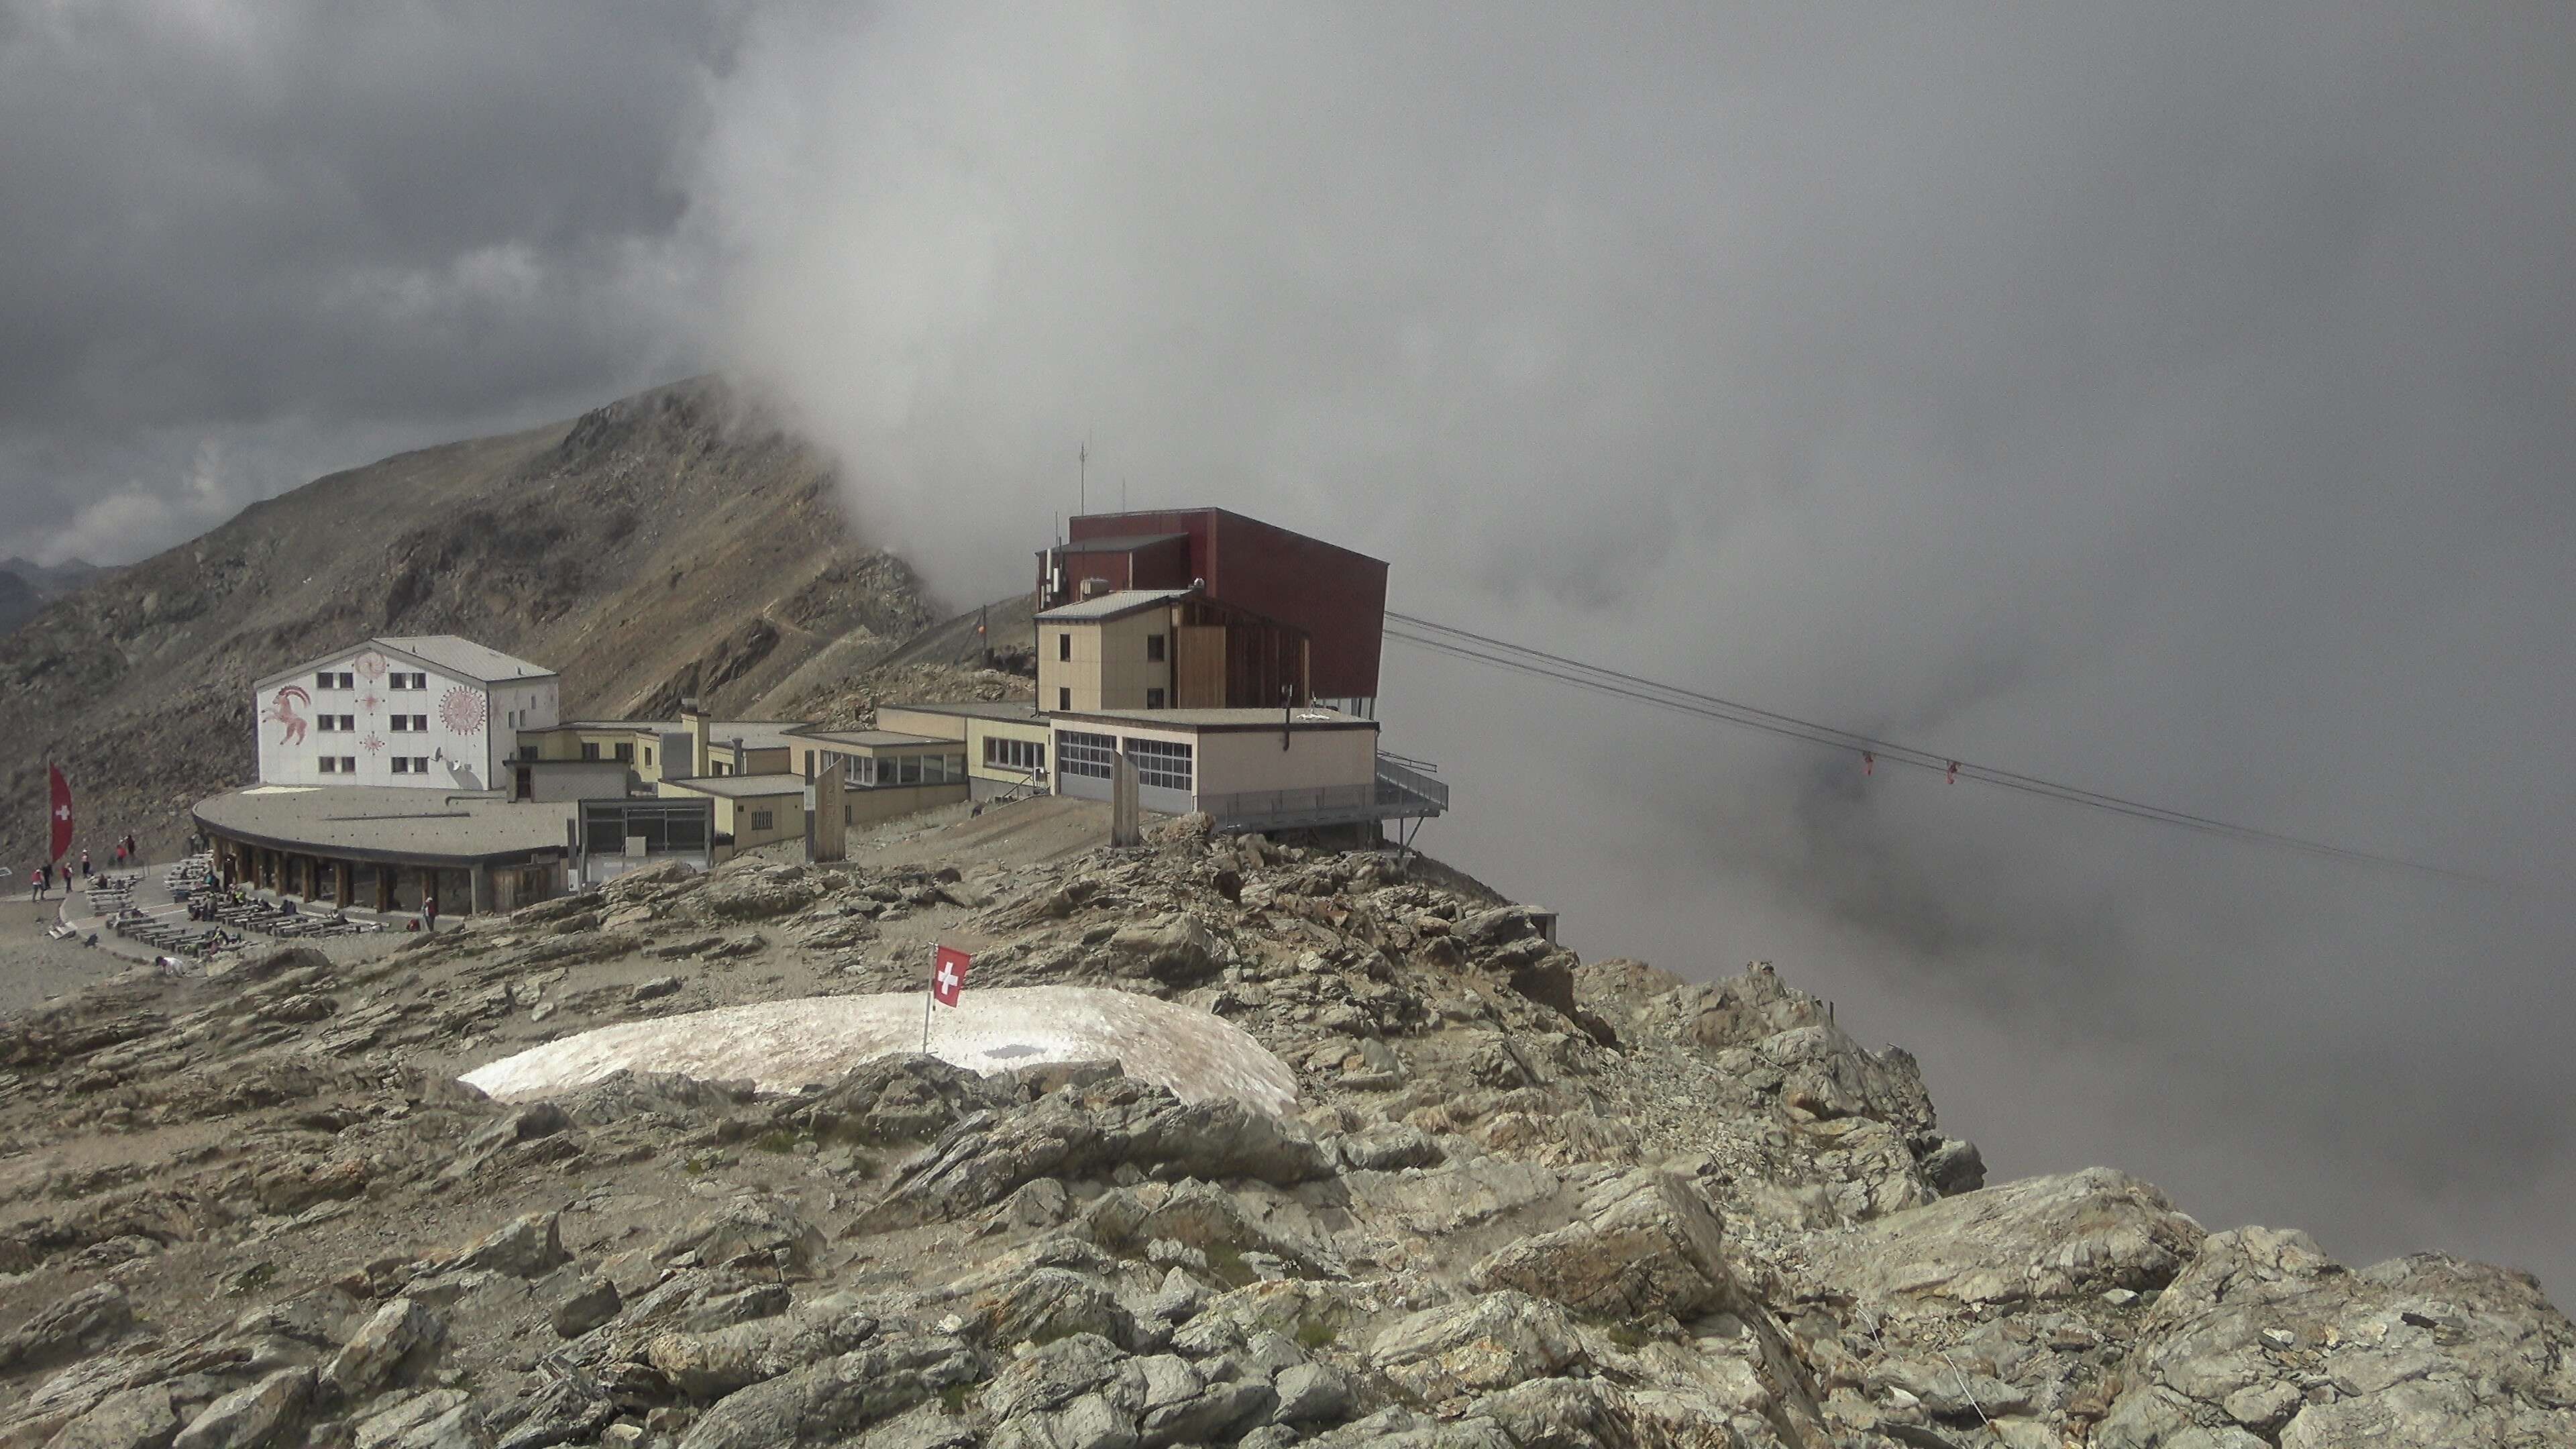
[460,985,1299,1116]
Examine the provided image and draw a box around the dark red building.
[1037,508,1389,707]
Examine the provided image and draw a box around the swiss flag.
[47,765,72,864]
[932,945,971,1008]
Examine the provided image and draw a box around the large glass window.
[1057,730,1117,781]
[899,754,922,785]
[983,737,1046,772]
[1125,738,1193,792]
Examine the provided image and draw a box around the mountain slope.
[0,378,936,865]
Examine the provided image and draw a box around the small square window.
[1146,688,1167,709]
[413,756,428,772]
[319,756,337,773]
[750,809,774,831]
[389,757,408,774]
[343,756,357,772]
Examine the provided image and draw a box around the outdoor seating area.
[183,888,386,939]
[105,906,246,962]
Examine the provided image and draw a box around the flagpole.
[922,942,935,1054]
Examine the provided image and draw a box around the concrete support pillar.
[810,753,847,863]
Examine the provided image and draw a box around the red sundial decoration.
[439,686,486,736]
[359,691,382,714]
[361,733,386,755]
[354,651,388,683]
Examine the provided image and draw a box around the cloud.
[692,3,2576,1293]
[0,0,731,563]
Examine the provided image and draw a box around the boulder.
[768,1055,1013,1146]
[676,1332,983,1449]
[549,1277,622,1340]
[323,1297,442,1399]
[171,1368,310,1449]
[863,1083,1330,1231]
[966,1267,1136,1351]
[1108,914,1225,988]
[655,1196,825,1277]
[40,1385,178,1449]
[1799,1168,2206,1316]
[457,1213,569,1278]
[1371,1292,1587,1403]
[1466,1171,1736,1321]
[0,1285,132,1374]
[1270,1363,1352,1424]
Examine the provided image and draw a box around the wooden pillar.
[337,860,354,906]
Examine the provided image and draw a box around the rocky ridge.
[2,814,2568,1448]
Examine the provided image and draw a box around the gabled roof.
[255,635,557,690]
[1035,588,1195,623]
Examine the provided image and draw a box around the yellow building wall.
[967,717,1055,789]
[1189,724,1380,798]
[843,780,968,829]
[1041,610,1177,713]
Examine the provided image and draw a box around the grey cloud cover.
[9,3,2575,1295]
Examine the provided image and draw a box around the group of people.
[25,834,137,902]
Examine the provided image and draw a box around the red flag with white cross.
[48,764,72,864]
[932,945,971,1008]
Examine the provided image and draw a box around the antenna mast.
[1079,436,1088,516]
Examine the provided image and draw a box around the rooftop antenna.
[1121,474,1127,512]
[1078,435,1089,517]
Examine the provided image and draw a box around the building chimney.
[681,698,710,779]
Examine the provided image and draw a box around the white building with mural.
[250,635,559,791]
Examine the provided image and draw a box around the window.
[749,809,775,832]
[390,716,407,733]
[580,741,599,759]
[413,714,428,732]
[899,754,922,785]
[984,737,1046,772]
[645,747,653,767]
[389,757,409,774]
[950,753,967,779]
[922,753,945,784]
[1146,688,1167,710]
[345,756,360,773]
[316,671,354,690]
[319,715,336,733]
[1126,737,1193,792]
[1059,687,1072,710]
[319,756,338,773]
[390,713,427,733]
[1059,632,1072,661]
[1057,730,1118,781]
[844,756,873,788]
[1146,633,1165,662]
[413,756,429,773]
[614,743,635,763]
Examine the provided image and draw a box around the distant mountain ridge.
[0,377,939,865]
[0,554,104,635]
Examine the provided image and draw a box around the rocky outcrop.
[0,811,2563,1449]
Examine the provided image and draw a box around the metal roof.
[1034,588,1195,623]
[192,786,573,864]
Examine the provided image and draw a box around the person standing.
[122,833,136,859]
[28,867,40,902]
[423,893,437,932]
[79,848,91,880]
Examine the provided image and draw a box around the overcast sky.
[8,4,2573,1296]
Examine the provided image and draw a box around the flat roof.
[791,729,951,749]
[661,775,809,798]
[1052,533,1187,553]
[877,698,1046,722]
[1034,588,1195,623]
[543,719,810,751]
[1053,706,1378,733]
[193,786,573,864]
[378,635,557,682]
